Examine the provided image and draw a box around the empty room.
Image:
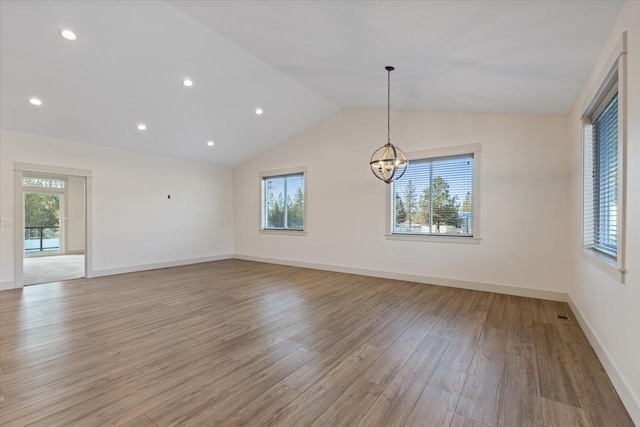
[0,1,638,426]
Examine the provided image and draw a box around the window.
[390,148,477,239]
[585,92,619,259]
[261,171,305,231]
[581,32,626,281]
[22,177,65,188]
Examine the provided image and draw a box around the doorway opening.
[22,174,86,286]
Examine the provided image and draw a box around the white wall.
[0,129,234,288]
[567,0,640,422]
[66,175,85,254]
[234,109,570,297]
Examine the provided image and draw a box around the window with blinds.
[391,154,474,236]
[584,92,619,259]
[262,173,304,230]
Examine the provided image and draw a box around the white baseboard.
[89,254,234,278]
[0,252,569,303]
[568,297,640,425]
[233,254,568,302]
[0,280,16,290]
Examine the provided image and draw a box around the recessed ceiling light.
[207,141,214,146]
[29,98,42,106]
[182,79,193,87]
[59,29,77,41]
[255,108,263,115]
[137,123,147,131]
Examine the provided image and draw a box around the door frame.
[14,162,93,287]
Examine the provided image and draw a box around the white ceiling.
[170,0,623,115]
[0,1,339,166]
[1,1,623,165]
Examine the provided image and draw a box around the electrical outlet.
[168,250,172,256]
[111,256,116,263]
[176,249,182,255]
[376,257,382,265]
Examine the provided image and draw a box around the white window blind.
[262,173,304,230]
[584,93,618,259]
[392,154,474,236]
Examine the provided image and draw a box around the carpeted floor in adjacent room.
[23,254,85,286]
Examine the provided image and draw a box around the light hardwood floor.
[0,260,633,426]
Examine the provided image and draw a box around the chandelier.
[369,66,408,183]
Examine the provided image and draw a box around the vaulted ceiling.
[0,1,623,165]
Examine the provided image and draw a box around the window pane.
[22,177,65,188]
[392,154,473,236]
[393,161,430,233]
[24,193,60,228]
[285,175,304,230]
[264,177,285,228]
[592,93,618,258]
[263,173,304,230]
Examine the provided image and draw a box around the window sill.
[580,248,625,283]
[385,234,481,244]
[259,229,307,236]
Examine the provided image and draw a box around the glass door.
[24,192,63,256]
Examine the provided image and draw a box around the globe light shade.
[370,143,408,184]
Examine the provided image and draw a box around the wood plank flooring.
[0,259,633,426]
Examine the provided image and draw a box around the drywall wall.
[66,175,85,254]
[0,129,234,288]
[234,109,570,296]
[567,0,640,422]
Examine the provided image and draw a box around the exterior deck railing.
[25,226,60,252]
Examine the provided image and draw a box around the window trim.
[580,31,627,283]
[385,143,481,243]
[259,166,307,235]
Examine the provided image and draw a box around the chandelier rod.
[387,66,392,145]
